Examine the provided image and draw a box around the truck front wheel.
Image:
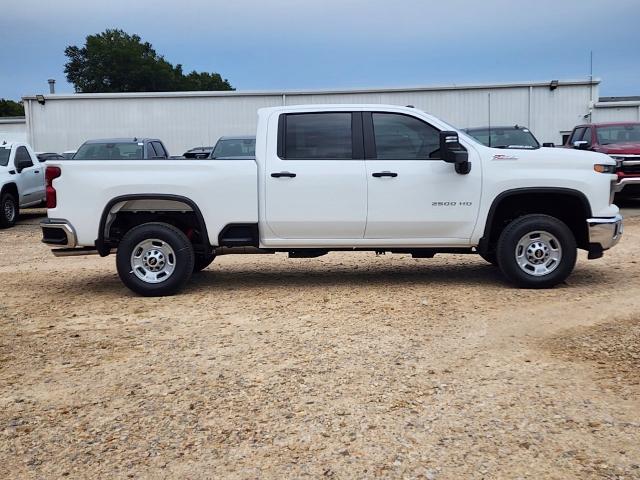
[0,192,18,229]
[496,214,577,288]
[116,222,195,296]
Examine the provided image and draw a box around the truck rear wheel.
[116,222,194,296]
[496,214,577,288]
[0,192,18,229]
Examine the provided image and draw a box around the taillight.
[45,166,61,209]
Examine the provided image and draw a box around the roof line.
[22,78,601,101]
[0,116,26,124]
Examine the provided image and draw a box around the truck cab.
[0,141,45,228]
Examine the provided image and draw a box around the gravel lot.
[1,207,639,479]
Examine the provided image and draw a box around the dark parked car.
[36,152,65,162]
[183,146,213,159]
[463,125,540,149]
[210,136,256,159]
[73,138,169,160]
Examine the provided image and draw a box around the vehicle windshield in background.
[0,147,9,167]
[596,125,640,145]
[211,138,256,158]
[465,127,540,149]
[74,142,144,160]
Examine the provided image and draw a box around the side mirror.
[573,140,590,150]
[15,158,32,173]
[542,142,555,148]
[439,131,471,174]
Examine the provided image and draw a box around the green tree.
[0,99,25,117]
[64,29,233,93]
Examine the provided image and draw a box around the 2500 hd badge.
[432,201,473,206]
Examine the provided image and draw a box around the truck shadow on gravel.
[57,260,607,296]
[188,261,607,292]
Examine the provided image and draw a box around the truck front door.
[264,112,367,240]
[363,112,481,241]
[14,146,44,206]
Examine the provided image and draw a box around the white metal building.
[22,79,603,155]
[592,97,640,123]
[0,117,27,143]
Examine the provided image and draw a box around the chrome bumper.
[40,219,77,247]
[614,176,640,192]
[587,214,623,250]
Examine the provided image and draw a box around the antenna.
[488,93,492,147]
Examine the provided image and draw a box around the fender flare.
[478,187,592,254]
[95,194,210,256]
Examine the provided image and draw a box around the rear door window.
[151,142,167,158]
[282,113,353,159]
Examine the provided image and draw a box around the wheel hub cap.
[130,239,176,284]
[515,230,562,277]
[4,199,15,222]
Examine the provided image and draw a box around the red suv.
[565,122,640,197]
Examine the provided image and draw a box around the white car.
[0,141,45,228]
[41,104,623,295]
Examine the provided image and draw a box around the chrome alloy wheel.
[130,238,176,283]
[3,197,16,222]
[515,230,562,277]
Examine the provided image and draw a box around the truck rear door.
[264,112,367,240]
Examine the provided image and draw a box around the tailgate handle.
[271,171,297,178]
[372,171,398,178]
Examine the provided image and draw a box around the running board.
[52,247,115,257]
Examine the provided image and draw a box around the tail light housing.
[45,166,61,208]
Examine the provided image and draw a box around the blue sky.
[1,0,639,101]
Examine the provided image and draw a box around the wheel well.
[481,190,591,252]
[1,183,18,199]
[97,196,211,255]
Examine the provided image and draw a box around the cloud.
[1,0,639,99]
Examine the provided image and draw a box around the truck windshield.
[596,125,640,145]
[0,148,9,167]
[74,143,144,160]
[466,128,540,149]
[211,138,256,158]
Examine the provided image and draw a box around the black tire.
[479,251,498,266]
[496,214,577,289]
[116,222,194,297]
[193,253,215,273]
[0,192,18,229]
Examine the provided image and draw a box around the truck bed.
[46,159,258,246]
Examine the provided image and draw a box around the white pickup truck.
[41,105,623,296]
[1,141,45,228]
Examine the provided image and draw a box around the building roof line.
[22,78,601,101]
[0,116,26,124]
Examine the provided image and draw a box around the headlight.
[594,164,616,174]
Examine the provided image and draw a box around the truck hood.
[596,143,640,155]
[491,146,615,165]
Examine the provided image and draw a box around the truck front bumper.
[614,176,640,194]
[587,214,623,253]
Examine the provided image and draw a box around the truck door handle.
[34,170,39,174]
[372,171,398,178]
[271,171,297,178]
